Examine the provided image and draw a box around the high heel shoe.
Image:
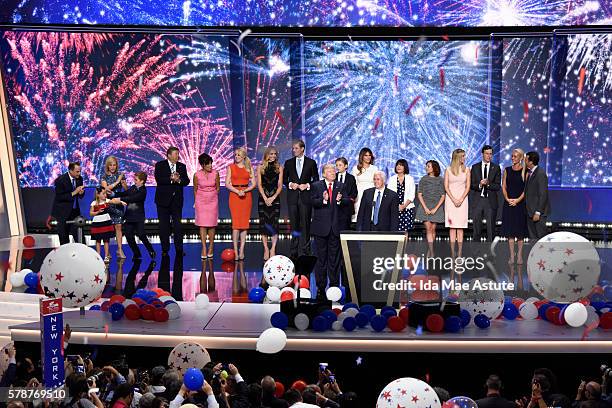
[116,250,126,259]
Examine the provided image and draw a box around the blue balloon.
[342,317,357,331]
[248,287,266,303]
[381,309,396,321]
[604,286,612,301]
[25,287,38,294]
[474,314,490,329]
[24,272,39,288]
[445,316,462,333]
[381,306,397,316]
[370,315,386,332]
[459,309,471,327]
[591,294,606,303]
[270,312,289,330]
[321,310,337,323]
[354,312,369,328]
[538,303,551,320]
[359,304,376,319]
[502,303,519,320]
[591,301,606,311]
[313,316,329,332]
[183,368,204,391]
[504,295,513,304]
[89,305,102,311]
[342,303,359,312]
[109,303,124,317]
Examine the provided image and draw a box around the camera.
[601,365,612,377]
[319,363,328,372]
[88,372,103,385]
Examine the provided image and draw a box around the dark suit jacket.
[311,180,352,237]
[114,185,147,222]
[470,161,501,209]
[51,173,84,219]
[525,166,550,217]
[154,160,190,207]
[336,172,357,227]
[356,187,399,231]
[261,393,289,408]
[282,156,318,205]
[475,396,517,408]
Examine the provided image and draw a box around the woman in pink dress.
[193,153,220,259]
[444,148,470,259]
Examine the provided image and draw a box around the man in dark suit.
[261,376,289,408]
[311,164,352,299]
[334,157,358,230]
[283,139,319,259]
[154,146,190,256]
[470,145,501,241]
[356,171,399,232]
[52,162,85,245]
[475,375,517,408]
[111,171,155,260]
[525,151,549,240]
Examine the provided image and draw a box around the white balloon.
[122,299,137,307]
[294,313,310,331]
[345,308,359,318]
[299,288,311,299]
[256,328,287,354]
[166,302,181,320]
[263,255,295,288]
[585,306,600,327]
[168,342,211,375]
[525,297,540,303]
[9,273,25,288]
[195,294,210,309]
[326,287,342,302]
[39,243,107,308]
[18,269,33,276]
[266,287,281,302]
[527,232,600,302]
[337,312,349,323]
[377,377,441,408]
[331,321,343,331]
[564,302,588,327]
[519,302,538,320]
[159,296,175,303]
[458,278,504,320]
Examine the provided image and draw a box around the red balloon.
[141,304,156,320]
[110,295,126,304]
[221,261,235,273]
[22,249,36,261]
[101,301,111,311]
[599,312,612,330]
[22,235,35,248]
[399,307,410,324]
[579,298,590,306]
[292,275,310,289]
[534,300,549,309]
[280,291,295,302]
[152,288,165,296]
[512,298,524,309]
[125,305,141,320]
[274,382,285,398]
[221,248,236,262]
[387,316,406,332]
[132,297,145,305]
[590,285,604,295]
[291,380,307,392]
[332,308,342,316]
[545,306,561,325]
[425,313,444,332]
[154,308,169,322]
[159,291,171,297]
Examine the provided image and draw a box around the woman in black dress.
[501,148,528,264]
[257,146,283,260]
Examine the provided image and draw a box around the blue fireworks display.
[3,0,612,27]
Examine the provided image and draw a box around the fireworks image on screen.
[302,40,491,177]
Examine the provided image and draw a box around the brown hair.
[134,171,148,183]
[356,147,375,175]
[426,160,441,177]
[261,146,280,174]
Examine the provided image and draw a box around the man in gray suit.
[525,151,549,239]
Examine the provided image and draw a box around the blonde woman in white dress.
[350,147,378,222]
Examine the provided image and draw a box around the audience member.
[475,375,517,408]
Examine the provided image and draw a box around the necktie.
[482,163,489,198]
[373,190,382,225]
[72,178,78,208]
[328,183,333,203]
[297,157,303,179]
[339,174,344,184]
[171,162,176,173]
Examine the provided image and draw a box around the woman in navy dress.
[100,156,128,259]
[501,148,528,264]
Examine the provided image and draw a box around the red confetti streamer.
[275,110,286,127]
[475,45,479,61]
[254,55,265,63]
[104,324,109,339]
[543,146,551,153]
[439,68,445,91]
[523,101,529,122]
[46,215,53,230]
[441,35,449,41]
[578,67,586,95]
[394,74,398,91]
[372,117,381,134]
[405,95,422,115]
[261,120,270,138]
[581,320,598,341]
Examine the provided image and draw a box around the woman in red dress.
[226,147,255,261]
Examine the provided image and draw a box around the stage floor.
[9,301,612,353]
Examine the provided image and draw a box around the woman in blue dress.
[101,156,128,259]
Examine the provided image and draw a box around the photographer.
[574,380,610,408]
[101,363,128,403]
[316,366,342,406]
[61,372,104,408]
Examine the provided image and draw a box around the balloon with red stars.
[376,377,441,408]
[263,255,295,288]
[167,342,211,376]
[527,232,601,303]
[457,278,505,320]
[39,243,106,308]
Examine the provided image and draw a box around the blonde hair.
[104,156,119,175]
[235,147,252,175]
[261,146,280,174]
[512,148,526,181]
[450,148,466,176]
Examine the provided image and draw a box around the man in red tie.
[310,164,352,300]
